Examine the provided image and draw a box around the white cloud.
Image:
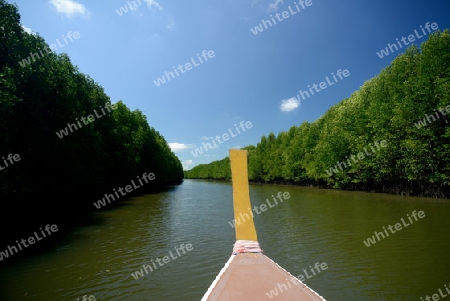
[169,142,187,151]
[280,97,300,112]
[168,142,195,151]
[144,0,163,10]
[49,0,88,18]
[182,160,194,170]
[21,25,32,34]
[268,0,283,11]
[166,18,175,31]
[201,136,210,140]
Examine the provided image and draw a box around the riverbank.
[184,177,449,199]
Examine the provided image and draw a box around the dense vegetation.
[0,0,183,238]
[185,30,450,198]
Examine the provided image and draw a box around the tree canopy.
[0,0,183,202]
[185,29,450,198]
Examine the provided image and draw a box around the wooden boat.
[201,149,327,301]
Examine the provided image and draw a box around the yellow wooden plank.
[229,149,257,241]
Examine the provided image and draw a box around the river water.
[1,179,449,301]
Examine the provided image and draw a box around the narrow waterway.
[1,180,449,300]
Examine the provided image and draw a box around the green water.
[1,180,449,300]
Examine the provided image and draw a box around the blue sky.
[11,0,450,170]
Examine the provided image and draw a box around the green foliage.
[185,29,450,195]
[184,157,231,180]
[0,0,183,199]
